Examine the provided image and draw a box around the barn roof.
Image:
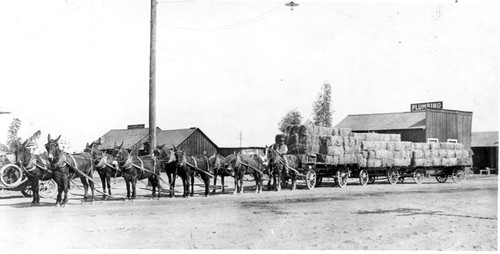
[471,131,498,147]
[335,111,427,131]
[98,127,162,150]
[156,128,197,148]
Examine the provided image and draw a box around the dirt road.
[0,174,497,250]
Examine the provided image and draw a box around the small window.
[427,138,439,143]
[447,139,458,143]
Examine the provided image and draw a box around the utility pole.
[148,0,157,154]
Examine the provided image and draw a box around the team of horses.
[15,134,304,207]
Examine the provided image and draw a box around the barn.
[471,131,498,173]
[97,124,218,156]
[335,108,473,148]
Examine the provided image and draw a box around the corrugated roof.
[156,128,197,148]
[335,111,427,131]
[98,127,162,150]
[471,131,498,147]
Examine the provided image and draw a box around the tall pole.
[148,0,157,154]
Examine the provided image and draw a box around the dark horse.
[172,146,211,198]
[152,144,177,197]
[225,153,268,194]
[15,139,52,204]
[84,140,121,200]
[111,142,161,201]
[266,147,300,191]
[208,154,229,193]
[45,134,95,207]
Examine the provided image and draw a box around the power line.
[314,3,497,60]
[168,4,285,32]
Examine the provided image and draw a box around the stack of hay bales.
[285,124,355,165]
[411,142,472,167]
[355,133,412,168]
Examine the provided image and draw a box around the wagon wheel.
[452,168,466,183]
[413,168,425,184]
[21,182,32,197]
[435,174,448,183]
[315,176,323,187]
[359,169,369,186]
[337,167,349,188]
[387,168,399,185]
[0,164,24,188]
[305,169,316,190]
[39,180,58,199]
[398,177,405,183]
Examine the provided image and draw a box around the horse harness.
[51,152,95,183]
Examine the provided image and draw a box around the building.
[471,131,498,171]
[97,124,218,156]
[335,108,473,148]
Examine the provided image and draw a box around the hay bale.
[432,158,442,166]
[344,146,354,154]
[352,136,363,146]
[441,158,450,167]
[353,146,362,154]
[455,143,464,150]
[412,159,426,167]
[367,159,382,168]
[317,126,331,136]
[390,134,401,142]
[454,149,463,158]
[339,128,352,136]
[386,142,396,151]
[394,142,412,151]
[448,158,458,166]
[412,143,423,150]
[362,141,386,151]
[362,151,369,158]
[306,145,320,154]
[325,155,337,165]
[394,158,411,167]
[413,150,425,159]
[446,150,456,158]
[429,142,440,150]
[343,136,354,147]
[353,133,368,141]
[382,158,394,167]
[458,157,472,166]
[461,149,470,158]
[358,156,367,168]
[424,150,432,159]
[331,128,340,136]
[431,150,440,158]
[438,150,448,158]
[326,146,344,156]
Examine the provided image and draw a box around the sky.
[0,0,498,153]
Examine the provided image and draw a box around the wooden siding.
[352,129,426,143]
[179,130,218,156]
[426,110,472,148]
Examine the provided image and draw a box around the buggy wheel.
[39,180,57,198]
[387,168,399,185]
[452,168,466,183]
[413,168,425,184]
[21,182,32,197]
[435,174,448,183]
[359,169,369,186]
[315,176,323,187]
[337,167,349,188]
[0,164,24,188]
[305,169,316,190]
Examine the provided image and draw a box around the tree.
[312,83,333,127]
[278,109,303,133]
[0,118,41,155]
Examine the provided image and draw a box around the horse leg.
[221,175,225,192]
[238,171,244,194]
[31,177,39,204]
[99,172,107,200]
[55,177,62,207]
[131,177,137,202]
[184,174,190,198]
[232,173,238,195]
[125,179,131,200]
[169,173,176,198]
[106,174,112,198]
[88,172,95,203]
[204,176,210,197]
[276,171,281,192]
[212,170,218,194]
[62,176,69,207]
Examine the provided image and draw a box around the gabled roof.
[98,127,162,150]
[335,111,427,131]
[471,131,498,147]
[156,128,197,148]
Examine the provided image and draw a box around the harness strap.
[190,156,197,169]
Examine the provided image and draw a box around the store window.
[427,138,439,143]
[447,139,458,143]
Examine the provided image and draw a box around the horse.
[15,139,52,204]
[208,154,229,193]
[230,153,268,194]
[45,134,95,207]
[266,147,300,191]
[111,142,161,201]
[172,146,211,198]
[152,144,177,197]
[84,141,121,200]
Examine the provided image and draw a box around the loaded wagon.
[284,123,472,188]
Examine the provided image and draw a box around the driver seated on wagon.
[271,134,289,173]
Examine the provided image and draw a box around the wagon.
[399,166,467,184]
[0,161,57,198]
[291,154,350,190]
